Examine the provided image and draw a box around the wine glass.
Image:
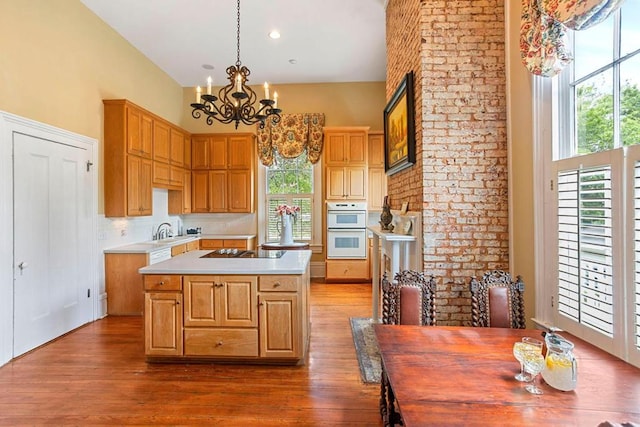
[512,337,543,381]
[522,349,546,394]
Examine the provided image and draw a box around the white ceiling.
[80,0,387,88]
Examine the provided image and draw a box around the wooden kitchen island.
[138,249,311,365]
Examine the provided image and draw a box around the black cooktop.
[200,249,286,259]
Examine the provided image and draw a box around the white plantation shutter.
[266,196,312,241]
[557,166,614,336]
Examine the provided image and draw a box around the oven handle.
[327,228,367,231]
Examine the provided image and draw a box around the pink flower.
[276,204,300,217]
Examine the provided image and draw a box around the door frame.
[0,111,99,366]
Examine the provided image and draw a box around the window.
[550,2,640,367]
[265,152,313,242]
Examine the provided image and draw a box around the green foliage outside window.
[577,81,640,154]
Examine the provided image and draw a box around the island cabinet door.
[145,292,183,356]
[258,293,300,359]
[183,276,257,327]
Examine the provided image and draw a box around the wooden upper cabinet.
[324,127,368,166]
[170,128,184,167]
[189,133,255,213]
[325,166,366,200]
[127,155,153,216]
[104,99,190,217]
[192,136,210,170]
[183,133,192,169]
[368,131,387,211]
[153,120,171,164]
[192,133,254,170]
[210,135,228,169]
[126,106,153,158]
[368,131,385,167]
[228,135,253,169]
[209,170,227,212]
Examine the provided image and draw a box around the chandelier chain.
[236,0,241,67]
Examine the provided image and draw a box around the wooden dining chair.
[380,269,437,326]
[469,270,526,329]
[380,269,437,427]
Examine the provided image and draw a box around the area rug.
[349,317,382,384]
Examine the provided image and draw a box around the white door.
[13,133,93,356]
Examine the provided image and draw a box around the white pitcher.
[278,214,294,246]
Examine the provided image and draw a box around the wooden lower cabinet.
[144,275,183,357]
[258,293,299,359]
[105,253,147,315]
[199,238,256,250]
[325,259,370,281]
[144,271,309,363]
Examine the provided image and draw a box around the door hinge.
[550,179,554,191]
[551,295,554,308]
[87,288,91,298]
[86,161,93,172]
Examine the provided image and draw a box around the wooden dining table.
[374,325,640,427]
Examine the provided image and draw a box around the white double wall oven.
[326,202,367,259]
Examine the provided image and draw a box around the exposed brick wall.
[385,0,423,212]
[386,0,508,325]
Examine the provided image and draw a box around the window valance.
[256,113,325,166]
[520,0,626,77]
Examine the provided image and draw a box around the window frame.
[538,4,640,368]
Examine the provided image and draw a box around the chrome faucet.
[154,222,173,240]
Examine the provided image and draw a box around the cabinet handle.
[176,300,180,305]
[159,281,165,286]
[273,282,281,287]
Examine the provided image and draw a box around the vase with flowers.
[276,204,300,246]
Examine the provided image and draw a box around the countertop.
[138,249,312,275]
[103,234,256,254]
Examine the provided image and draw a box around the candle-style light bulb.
[235,74,242,92]
[264,82,270,100]
[273,91,278,109]
[196,86,202,103]
[206,76,212,95]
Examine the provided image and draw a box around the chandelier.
[190,0,282,129]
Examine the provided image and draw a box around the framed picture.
[384,71,415,175]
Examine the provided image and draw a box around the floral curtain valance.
[520,0,626,77]
[256,113,325,166]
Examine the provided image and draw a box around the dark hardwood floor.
[0,282,382,426]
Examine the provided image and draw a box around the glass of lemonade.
[512,337,543,381]
[523,349,546,394]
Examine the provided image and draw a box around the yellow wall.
[0,0,185,214]
[505,2,536,323]
[0,1,386,215]
[181,82,386,134]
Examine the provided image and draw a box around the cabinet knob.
[176,300,180,305]
[159,281,164,286]
[273,282,281,287]
[216,340,223,346]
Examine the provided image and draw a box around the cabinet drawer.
[186,240,199,252]
[184,328,258,357]
[326,260,369,280]
[223,239,247,249]
[259,275,300,292]
[144,275,182,291]
[171,244,186,256]
[199,239,224,249]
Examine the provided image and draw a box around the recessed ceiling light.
[268,30,281,39]
[289,59,297,65]
[202,64,214,70]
